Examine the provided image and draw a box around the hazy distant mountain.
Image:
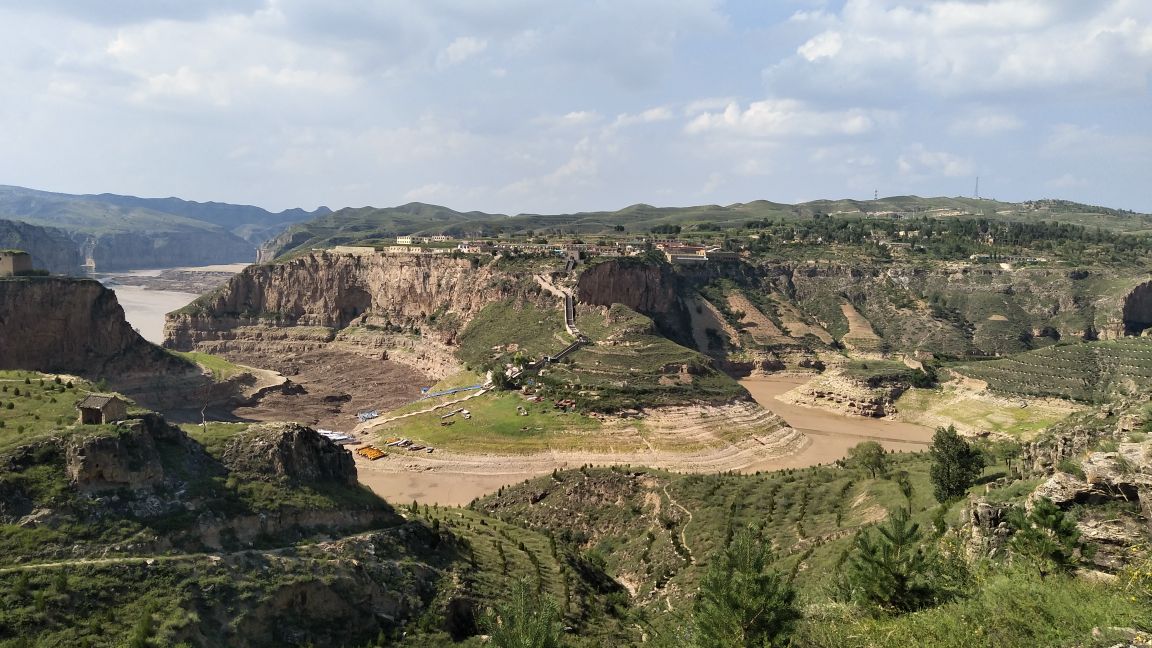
[0,185,327,270]
[85,192,331,243]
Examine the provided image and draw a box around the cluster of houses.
[329,235,741,265]
[652,241,740,263]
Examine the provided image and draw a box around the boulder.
[1028,472,1112,509]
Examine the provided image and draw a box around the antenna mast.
[974,176,980,199]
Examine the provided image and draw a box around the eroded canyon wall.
[164,251,550,371]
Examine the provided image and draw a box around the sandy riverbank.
[354,374,935,506]
[740,375,933,471]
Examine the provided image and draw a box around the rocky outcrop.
[66,414,221,493]
[221,423,356,484]
[0,218,82,274]
[1030,438,1151,517]
[0,274,279,411]
[964,497,1011,559]
[165,251,537,350]
[780,371,907,418]
[1020,401,1140,476]
[67,423,165,491]
[1122,281,1152,336]
[1027,440,1152,572]
[4,414,390,548]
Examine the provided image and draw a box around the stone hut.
[0,250,32,277]
[76,394,129,425]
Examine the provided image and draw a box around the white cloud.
[546,111,601,127]
[613,106,673,127]
[950,111,1023,136]
[683,97,735,116]
[685,99,889,137]
[797,31,842,61]
[768,0,1152,98]
[437,36,488,67]
[500,136,603,199]
[0,0,1148,213]
[898,144,974,178]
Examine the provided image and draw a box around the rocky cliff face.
[0,277,191,378]
[782,263,1141,354]
[0,218,82,274]
[586,259,1142,361]
[4,413,387,545]
[165,251,539,351]
[577,259,696,346]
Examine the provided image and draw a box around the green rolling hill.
[264,195,1152,258]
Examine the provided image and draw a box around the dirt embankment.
[212,347,429,431]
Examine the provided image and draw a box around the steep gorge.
[79,229,254,271]
[0,277,188,377]
[0,276,257,411]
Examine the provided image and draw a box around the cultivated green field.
[957,338,1152,402]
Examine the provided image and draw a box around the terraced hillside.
[553,304,745,411]
[474,460,938,609]
[0,395,633,646]
[957,338,1152,402]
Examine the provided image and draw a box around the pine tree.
[1008,497,1091,578]
[842,507,937,613]
[692,527,799,647]
[483,579,563,648]
[892,470,914,514]
[928,425,984,502]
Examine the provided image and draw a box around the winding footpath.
[662,483,695,565]
[355,388,490,433]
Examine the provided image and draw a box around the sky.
[0,0,1149,214]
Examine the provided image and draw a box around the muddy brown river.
[740,375,933,471]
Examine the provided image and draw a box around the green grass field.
[895,386,1078,439]
[374,391,609,453]
[0,371,112,453]
[169,351,249,380]
[180,421,251,456]
[457,299,570,369]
